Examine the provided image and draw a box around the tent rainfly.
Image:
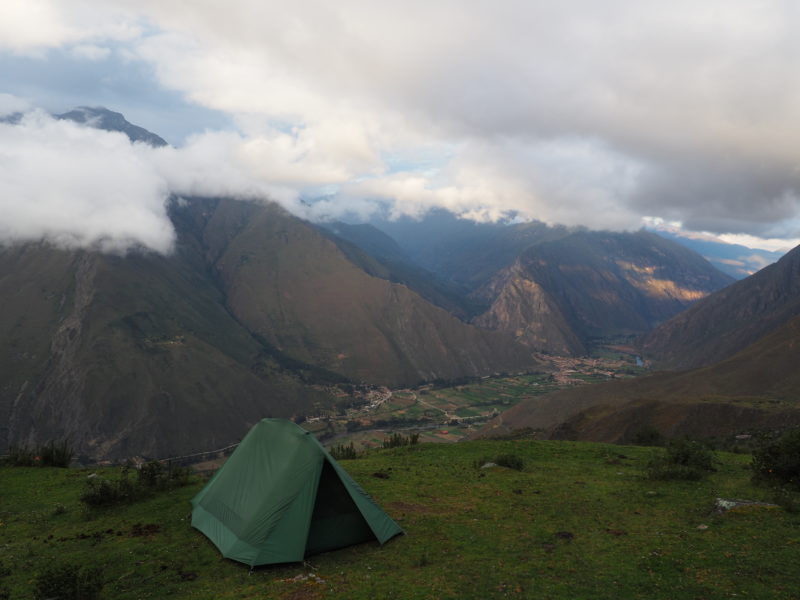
[191,419,403,566]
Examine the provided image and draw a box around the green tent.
[191,419,403,566]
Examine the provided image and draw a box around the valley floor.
[2,440,798,599]
[310,352,646,450]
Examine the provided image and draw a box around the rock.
[714,498,779,513]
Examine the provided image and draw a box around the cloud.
[0,110,312,253]
[4,1,800,241]
[0,0,139,54]
[0,93,30,116]
[0,111,173,252]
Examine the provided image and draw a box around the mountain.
[0,227,331,461]
[651,228,784,279]
[0,197,539,459]
[477,247,800,442]
[370,212,734,354]
[56,106,169,147]
[471,230,733,353]
[477,313,800,443]
[641,243,800,370]
[194,198,534,386]
[371,210,568,289]
[319,222,481,319]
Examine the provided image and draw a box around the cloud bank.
[0,110,308,252]
[3,1,800,246]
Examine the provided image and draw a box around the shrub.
[33,562,104,600]
[629,426,665,447]
[137,460,165,488]
[5,444,37,466]
[646,438,716,481]
[3,440,73,468]
[382,432,420,449]
[80,475,137,508]
[330,442,359,460]
[39,440,74,467]
[771,486,800,513]
[751,428,800,489]
[494,453,525,471]
[80,461,192,509]
[473,453,525,471]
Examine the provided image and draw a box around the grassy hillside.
[2,440,799,599]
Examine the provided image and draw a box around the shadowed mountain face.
[191,198,534,386]
[641,243,800,370]
[369,213,734,354]
[0,228,331,460]
[0,198,537,459]
[318,222,481,319]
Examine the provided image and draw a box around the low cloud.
[4,1,800,246]
[0,110,314,253]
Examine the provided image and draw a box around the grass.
[2,440,799,599]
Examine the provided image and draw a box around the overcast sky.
[2,0,800,252]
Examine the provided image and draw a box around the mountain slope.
[641,243,800,369]
[471,230,733,352]
[319,222,480,319]
[192,198,535,386]
[0,233,330,460]
[371,210,569,289]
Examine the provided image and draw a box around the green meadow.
[2,440,798,599]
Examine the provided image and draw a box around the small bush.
[646,438,716,481]
[473,453,525,471]
[137,460,165,488]
[382,432,420,449]
[629,426,665,447]
[33,562,104,600]
[80,461,192,509]
[39,440,74,467]
[4,440,73,467]
[330,442,359,460]
[5,444,37,466]
[80,475,137,508]
[751,428,800,489]
[494,453,525,471]
[771,486,800,513]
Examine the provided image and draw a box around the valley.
[306,351,647,450]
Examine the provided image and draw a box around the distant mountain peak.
[55,106,168,147]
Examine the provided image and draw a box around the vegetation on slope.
[2,440,799,599]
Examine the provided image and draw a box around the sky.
[2,0,800,253]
